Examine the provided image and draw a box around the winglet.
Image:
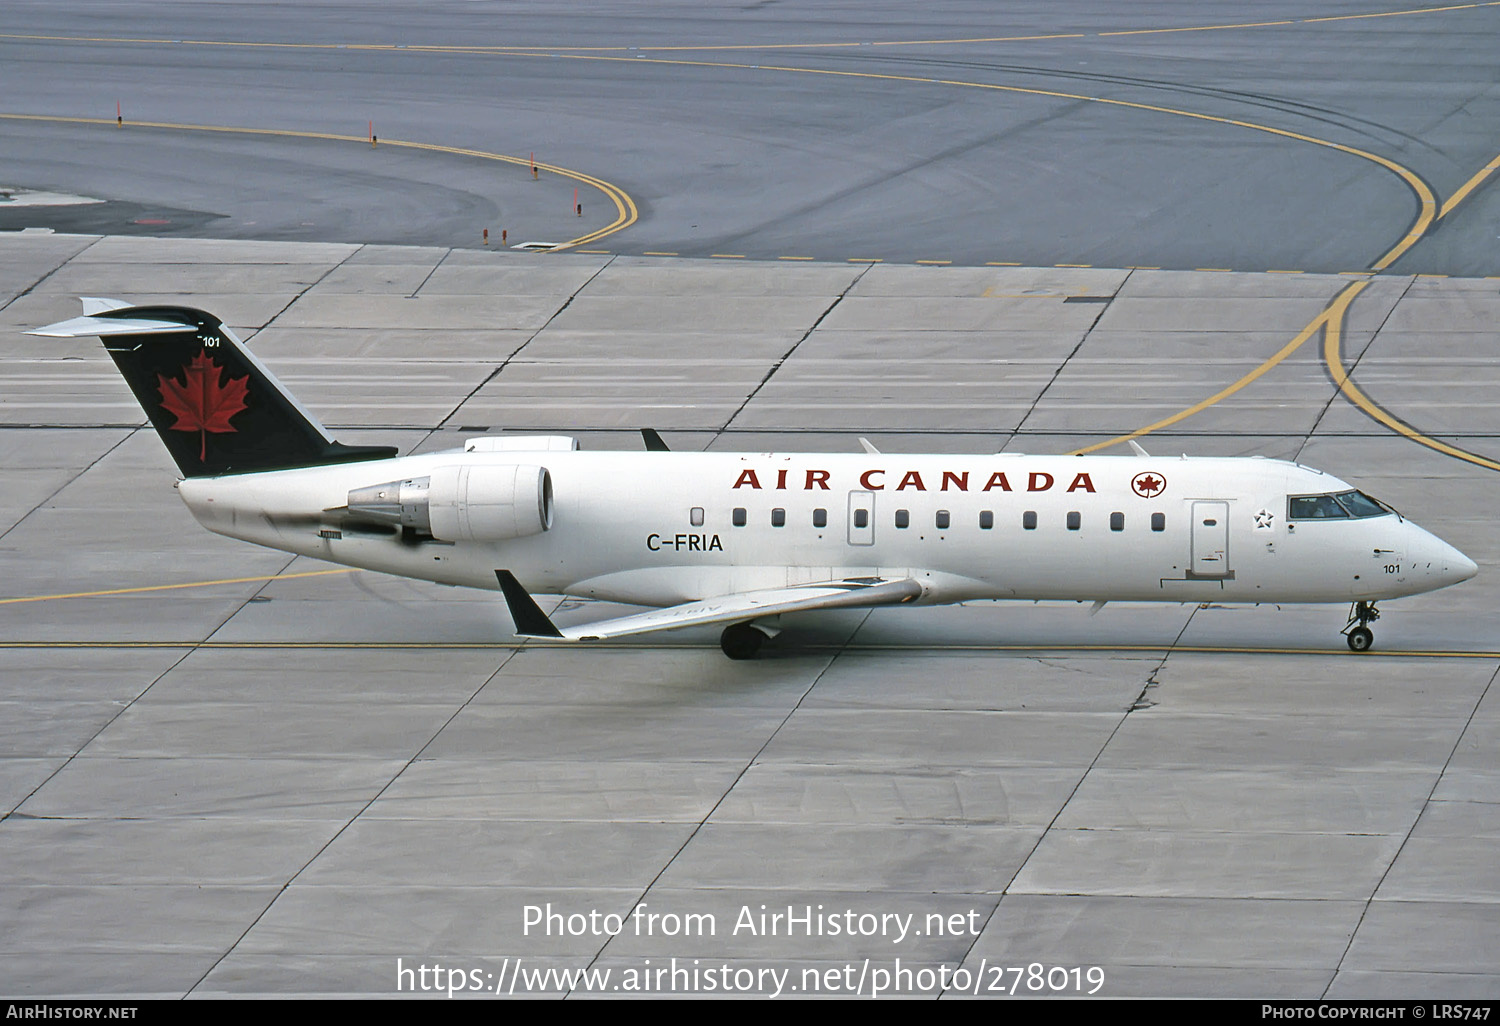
[641,428,670,451]
[494,570,564,638]
[858,436,881,455]
[1127,439,1151,457]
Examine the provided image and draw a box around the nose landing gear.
[1343,601,1380,652]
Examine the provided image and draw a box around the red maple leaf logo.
[1132,472,1165,498]
[156,349,250,462]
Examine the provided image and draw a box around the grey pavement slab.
[1010,830,1405,900]
[1118,269,1365,299]
[545,294,834,333]
[966,894,1364,969]
[818,296,1105,332]
[852,264,1127,298]
[1342,902,1500,976]
[584,257,864,296]
[365,759,743,822]
[1326,971,1500,1001]
[36,261,339,295]
[242,325,533,361]
[294,820,698,889]
[273,293,564,331]
[228,884,639,957]
[709,764,1083,828]
[16,756,407,821]
[656,822,1041,892]
[1054,768,1438,835]
[0,819,338,886]
[65,236,355,265]
[1093,296,1336,333]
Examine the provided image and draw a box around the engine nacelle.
[347,464,553,542]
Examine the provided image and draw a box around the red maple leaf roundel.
[156,349,250,461]
[1131,472,1166,498]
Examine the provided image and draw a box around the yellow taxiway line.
[0,567,361,606]
[4,3,1497,54]
[1068,280,1369,455]
[0,113,637,252]
[0,640,1496,661]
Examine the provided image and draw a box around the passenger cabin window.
[1066,511,1081,531]
[935,510,950,529]
[1110,512,1124,532]
[895,509,910,529]
[691,507,704,527]
[1023,511,1037,530]
[771,508,786,527]
[813,508,827,528]
[1151,512,1165,532]
[1288,491,1390,520]
[979,510,994,530]
[854,509,869,528]
[732,507,747,527]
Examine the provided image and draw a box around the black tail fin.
[31,300,397,477]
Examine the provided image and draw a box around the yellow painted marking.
[985,262,1022,266]
[0,640,1496,660]
[1416,273,1450,278]
[777,255,815,261]
[915,259,952,265]
[0,568,360,606]
[1055,263,1093,268]
[576,249,612,254]
[1303,2,1500,24]
[1071,281,1368,455]
[0,113,637,251]
[1267,269,1305,274]
[1126,265,1162,270]
[1323,290,1500,472]
[1100,21,1296,36]
[8,5,1499,56]
[848,257,883,263]
[1438,149,1500,219]
[1195,267,1234,272]
[642,251,679,256]
[710,253,746,259]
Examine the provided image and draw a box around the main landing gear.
[720,621,772,660]
[1343,601,1380,652]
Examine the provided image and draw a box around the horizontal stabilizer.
[30,313,198,337]
[494,572,922,642]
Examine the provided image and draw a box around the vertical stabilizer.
[30,302,397,476]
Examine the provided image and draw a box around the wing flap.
[495,571,921,642]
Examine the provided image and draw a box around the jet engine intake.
[347,464,553,541]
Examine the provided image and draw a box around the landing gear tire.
[1343,601,1380,653]
[720,622,766,660]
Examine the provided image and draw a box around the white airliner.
[33,300,1477,658]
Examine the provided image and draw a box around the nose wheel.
[1343,601,1380,652]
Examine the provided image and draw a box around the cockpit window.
[1288,490,1391,521]
[1334,490,1388,518]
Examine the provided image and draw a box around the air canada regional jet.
[34,300,1477,658]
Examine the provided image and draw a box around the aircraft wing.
[495,571,922,641]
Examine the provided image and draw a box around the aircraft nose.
[1427,535,1477,587]
[1403,523,1477,589]
[1448,546,1479,584]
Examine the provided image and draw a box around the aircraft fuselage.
[177,448,1475,610]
